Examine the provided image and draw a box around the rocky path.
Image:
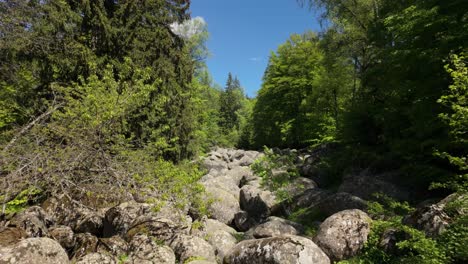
[0,147,460,263]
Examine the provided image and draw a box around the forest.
[0,0,467,263]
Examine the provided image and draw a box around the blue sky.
[190,0,321,97]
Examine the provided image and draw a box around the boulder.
[49,225,75,249]
[42,197,103,236]
[72,233,99,260]
[234,211,257,232]
[191,218,238,261]
[253,216,304,238]
[224,235,330,264]
[277,177,317,195]
[403,193,466,237]
[201,177,240,200]
[76,253,117,264]
[317,192,368,216]
[170,235,216,264]
[339,170,410,201]
[126,234,176,264]
[204,186,240,225]
[97,235,128,256]
[125,216,185,245]
[0,237,69,264]
[9,206,53,237]
[0,226,27,247]
[240,184,277,221]
[104,202,151,237]
[203,158,227,172]
[313,209,371,261]
[279,188,332,216]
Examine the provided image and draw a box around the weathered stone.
[201,176,240,200]
[313,209,371,261]
[126,234,176,264]
[126,216,185,245]
[234,211,257,232]
[204,186,240,225]
[97,235,128,256]
[317,192,368,216]
[339,170,410,201]
[239,184,277,221]
[0,237,69,264]
[104,202,151,237]
[170,235,216,264]
[76,253,117,264]
[9,206,53,237]
[253,216,304,238]
[72,233,99,260]
[0,226,27,247]
[191,218,238,262]
[224,235,330,264]
[43,197,103,236]
[277,177,317,195]
[402,193,466,237]
[49,225,75,249]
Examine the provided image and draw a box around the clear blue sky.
[190,0,321,97]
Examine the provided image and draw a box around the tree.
[219,73,244,131]
[252,32,351,148]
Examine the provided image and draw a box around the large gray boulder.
[104,202,151,237]
[49,225,75,249]
[72,233,99,260]
[0,226,27,247]
[191,218,238,262]
[204,186,240,225]
[313,209,372,261]
[201,176,241,200]
[126,234,176,264]
[403,193,466,237]
[76,253,117,264]
[224,235,330,264]
[253,216,304,238]
[9,206,53,237]
[97,235,128,256]
[0,237,69,264]
[240,184,278,221]
[338,170,410,201]
[125,216,186,245]
[42,197,103,236]
[234,211,257,232]
[170,235,216,264]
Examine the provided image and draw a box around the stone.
[316,192,368,216]
[402,193,466,237]
[239,184,278,221]
[0,237,69,264]
[0,226,27,247]
[104,202,151,237]
[76,253,117,264]
[97,235,128,256]
[313,209,372,261]
[338,170,410,201]
[234,211,257,232]
[125,216,185,245]
[224,235,330,264]
[204,186,240,225]
[170,235,216,264]
[72,233,99,260]
[191,218,238,262]
[126,234,176,264]
[42,197,103,236]
[9,206,53,237]
[49,225,75,249]
[253,216,304,238]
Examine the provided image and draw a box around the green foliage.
[437,215,468,263]
[367,193,414,221]
[433,53,468,192]
[341,196,448,264]
[184,256,207,264]
[251,147,300,201]
[287,207,324,237]
[252,31,352,148]
[2,187,43,216]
